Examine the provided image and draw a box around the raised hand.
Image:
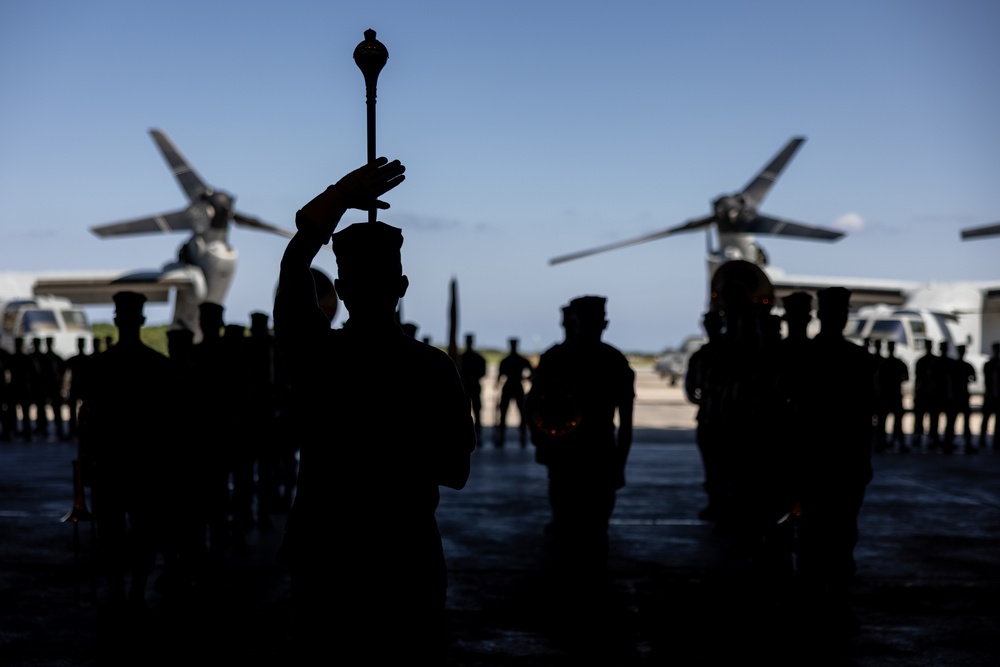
[297,157,406,239]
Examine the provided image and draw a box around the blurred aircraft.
[23,129,330,341]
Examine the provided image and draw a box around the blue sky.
[2,1,998,354]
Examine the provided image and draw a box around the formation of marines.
[61,293,292,616]
[683,264,998,631]
[0,335,76,442]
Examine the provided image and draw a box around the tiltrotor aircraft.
[549,137,1000,394]
[549,136,846,291]
[28,129,335,341]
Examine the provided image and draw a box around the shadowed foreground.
[1,374,998,666]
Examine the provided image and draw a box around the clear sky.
[2,1,998,354]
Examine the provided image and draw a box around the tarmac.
[1,367,998,666]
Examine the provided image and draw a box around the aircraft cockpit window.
[21,310,59,333]
[62,310,90,332]
[869,319,906,343]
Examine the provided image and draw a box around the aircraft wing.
[150,128,208,202]
[549,215,715,265]
[744,214,845,241]
[739,136,805,208]
[91,207,209,238]
[763,266,920,309]
[30,265,206,305]
[961,223,1000,240]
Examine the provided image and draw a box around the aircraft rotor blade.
[149,128,209,202]
[549,216,714,265]
[961,223,1000,240]
[740,136,806,209]
[90,209,196,237]
[743,214,844,241]
[232,211,295,239]
[233,211,334,252]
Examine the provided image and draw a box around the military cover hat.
[782,291,813,319]
[816,286,851,313]
[709,260,774,314]
[250,312,268,329]
[112,291,147,317]
[331,221,403,277]
[198,301,225,318]
[569,295,607,321]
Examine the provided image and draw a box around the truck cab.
[845,305,985,396]
[0,295,94,359]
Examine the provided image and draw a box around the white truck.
[0,294,94,359]
[845,292,1000,397]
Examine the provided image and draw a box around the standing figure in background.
[774,291,814,537]
[29,337,51,439]
[980,342,999,449]
[684,310,724,521]
[875,340,910,453]
[911,339,937,449]
[928,341,952,450]
[795,286,878,633]
[526,296,635,576]
[160,326,199,592]
[247,312,279,529]
[458,333,488,444]
[43,337,68,441]
[9,337,35,441]
[79,291,175,617]
[222,323,253,537]
[0,344,14,441]
[495,337,533,448]
[64,337,92,441]
[943,344,977,453]
[190,301,230,571]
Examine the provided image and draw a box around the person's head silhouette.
[199,302,225,341]
[166,327,194,359]
[250,312,270,336]
[781,291,812,336]
[331,221,408,324]
[113,291,148,342]
[816,287,851,336]
[569,295,608,343]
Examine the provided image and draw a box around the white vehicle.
[0,294,93,359]
[845,295,998,397]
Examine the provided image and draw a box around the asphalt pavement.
[1,369,998,666]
